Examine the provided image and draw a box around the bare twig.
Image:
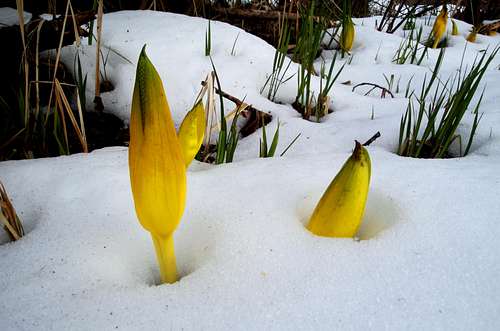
[363,132,381,146]
[352,82,394,98]
[377,0,438,34]
[388,4,417,33]
[212,6,337,27]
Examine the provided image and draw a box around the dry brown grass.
[0,181,24,242]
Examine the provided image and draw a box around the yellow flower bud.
[129,46,186,283]
[339,18,355,52]
[430,7,448,48]
[451,19,459,36]
[177,101,206,167]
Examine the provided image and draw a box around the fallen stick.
[352,82,394,98]
[363,132,381,146]
[479,21,500,34]
[211,7,338,27]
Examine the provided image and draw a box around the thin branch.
[352,82,394,98]
[363,132,381,146]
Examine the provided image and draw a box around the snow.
[0,7,31,27]
[2,10,500,330]
[39,13,61,21]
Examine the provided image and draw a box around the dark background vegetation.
[3,1,499,23]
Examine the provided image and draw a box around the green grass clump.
[403,15,416,30]
[259,120,280,158]
[291,1,345,122]
[314,53,344,119]
[294,0,325,120]
[393,26,428,65]
[230,32,240,56]
[398,46,499,158]
[259,119,301,158]
[261,18,294,102]
[208,59,240,164]
[293,2,326,121]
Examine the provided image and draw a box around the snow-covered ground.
[1,10,500,330]
[0,7,31,26]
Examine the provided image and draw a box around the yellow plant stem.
[151,233,177,284]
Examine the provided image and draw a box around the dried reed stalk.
[35,20,45,120]
[15,0,29,126]
[54,79,88,152]
[45,0,71,124]
[0,181,24,242]
[94,0,104,111]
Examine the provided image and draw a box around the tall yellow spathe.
[129,46,186,284]
[431,6,448,48]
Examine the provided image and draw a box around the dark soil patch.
[292,100,333,122]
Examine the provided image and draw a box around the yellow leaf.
[177,101,206,167]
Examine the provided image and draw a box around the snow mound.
[2,10,500,330]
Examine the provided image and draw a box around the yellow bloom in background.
[466,30,477,43]
[177,101,206,167]
[430,6,448,48]
[451,19,459,36]
[129,46,186,284]
[340,17,355,53]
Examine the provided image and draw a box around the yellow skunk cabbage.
[466,30,477,42]
[307,141,371,238]
[430,6,448,48]
[451,19,459,36]
[129,46,186,284]
[340,17,355,52]
[177,101,206,167]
